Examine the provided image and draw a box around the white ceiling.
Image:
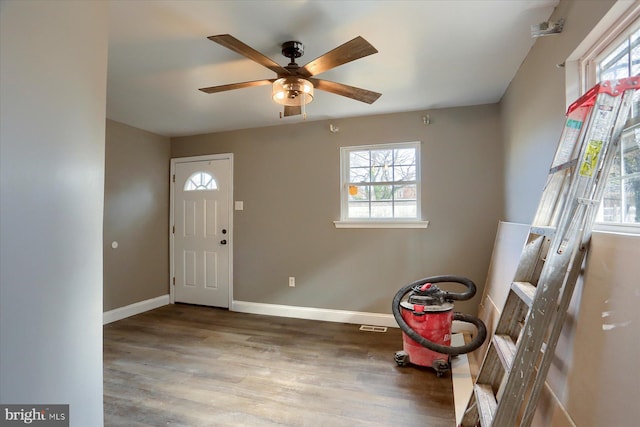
[107,0,558,137]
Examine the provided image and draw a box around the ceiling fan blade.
[298,36,378,78]
[309,78,381,104]
[199,79,274,94]
[283,106,302,117]
[208,34,291,76]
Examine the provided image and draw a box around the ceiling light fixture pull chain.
[302,92,307,120]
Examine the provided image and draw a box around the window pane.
[631,91,640,119]
[622,129,640,175]
[631,27,640,43]
[600,192,622,222]
[602,55,630,80]
[623,177,640,223]
[599,39,630,79]
[370,202,393,218]
[371,185,393,201]
[349,151,369,168]
[184,172,217,191]
[631,28,640,76]
[394,201,417,218]
[370,150,393,168]
[394,165,416,181]
[350,166,370,183]
[371,165,393,182]
[348,185,369,201]
[348,202,370,218]
[394,148,416,165]
[394,184,417,201]
[370,150,393,183]
[600,155,622,222]
[632,44,640,76]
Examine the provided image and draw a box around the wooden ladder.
[460,77,640,427]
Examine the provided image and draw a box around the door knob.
[220,239,227,245]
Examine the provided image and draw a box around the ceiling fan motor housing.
[281,41,304,62]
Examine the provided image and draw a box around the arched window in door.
[183,172,218,191]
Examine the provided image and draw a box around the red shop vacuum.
[392,275,487,376]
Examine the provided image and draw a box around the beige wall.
[559,232,640,426]
[502,0,618,224]
[495,0,640,425]
[104,120,171,311]
[0,1,108,424]
[172,106,503,315]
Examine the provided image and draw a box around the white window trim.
[567,0,640,235]
[579,2,640,91]
[335,141,429,229]
[333,220,429,229]
[565,1,640,110]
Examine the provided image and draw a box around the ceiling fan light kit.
[199,34,381,119]
[272,77,314,106]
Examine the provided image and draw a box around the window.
[335,142,428,228]
[592,21,640,228]
[184,172,218,191]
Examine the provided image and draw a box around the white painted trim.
[566,0,640,107]
[338,141,423,223]
[170,159,175,304]
[103,294,170,325]
[231,300,482,333]
[593,222,640,235]
[333,220,429,229]
[170,154,234,308]
[451,333,474,427]
[231,300,399,328]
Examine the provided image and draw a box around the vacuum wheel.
[394,351,410,367]
[432,359,450,377]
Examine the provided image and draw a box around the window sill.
[333,220,430,229]
[593,222,640,235]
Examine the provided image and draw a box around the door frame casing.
[169,154,234,307]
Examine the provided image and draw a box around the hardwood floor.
[104,304,455,426]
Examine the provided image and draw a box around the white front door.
[171,156,232,307]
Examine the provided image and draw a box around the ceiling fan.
[199,34,382,118]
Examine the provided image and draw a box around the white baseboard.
[103,296,480,334]
[231,300,399,327]
[103,294,170,325]
[230,300,483,333]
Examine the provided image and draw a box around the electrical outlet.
[289,277,295,287]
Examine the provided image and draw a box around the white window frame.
[334,141,429,229]
[578,1,640,234]
[580,3,640,94]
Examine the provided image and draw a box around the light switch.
[235,201,244,211]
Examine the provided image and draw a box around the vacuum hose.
[392,276,488,356]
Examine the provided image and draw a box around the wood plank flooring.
[104,304,455,426]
